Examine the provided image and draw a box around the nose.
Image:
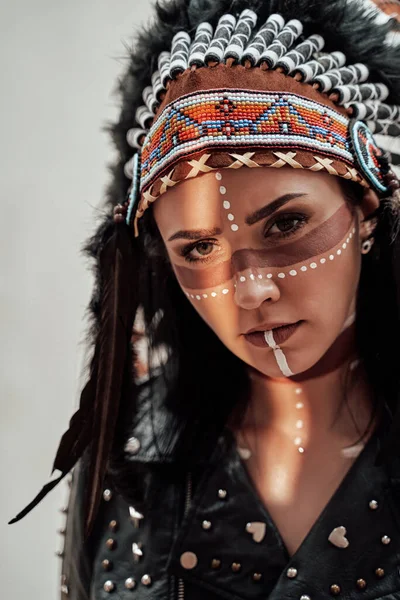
[234,270,281,310]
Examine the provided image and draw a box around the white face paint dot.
[346,238,350,244]
[295,388,302,395]
[231,224,239,232]
[202,294,208,299]
[267,274,273,279]
[337,249,342,255]
[342,243,347,249]
[250,274,255,280]
[216,172,222,181]
[294,437,302,446]
[223,200,230,209]
[185,292,190,296]
[220,186,227,195]
[300,266,307,272]
[196,295,201,300]
[258,274,263,279]
[320,258,326,264]
[310,262,317,269]
[240,276,246,282]
[211,292,217,297]
[329,255,334,260]
[222,289,229,295]
[278,273,285,279]
[298,447,305,454]
[190,294,195,298]
[296,420,304,429]
[296,402,304,409]
[352,228,356,234]
[228,213,234,221]
[289,270,297,276]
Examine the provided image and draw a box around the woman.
[10,0,400,598]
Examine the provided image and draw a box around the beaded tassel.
[189,22,214,67]
[135,106,154,130]
[142,86,158,114]
[151,71,165,101]
[205,14,237,64]
[259,19,303,69]
[241,14,285,67]
[313,63,369,92]
[330,82,389,105]
[276,34,325,74]
[169,31,191,78]
[126,128,147,150]
[293,51,346,82]
[158,51,171,88]
[349,101,400,122]
[224,9,258,63]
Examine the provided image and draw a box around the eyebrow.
[245,193,308,226]
[168,226,223,242]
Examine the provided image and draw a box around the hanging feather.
[9,220,138,535]
[276,34,325,74]
[188,22,214,68]
[224,9,258,64]
[205,14,237,64]
[241,14,285,67]
[259,19,303,69]
[293,51,346,82]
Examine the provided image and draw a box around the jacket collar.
[167,425,400,600]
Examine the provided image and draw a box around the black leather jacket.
[60,378,400,600]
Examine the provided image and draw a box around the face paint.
[217,171,239,232]
[174,203,354,297]
[264,330,294,377]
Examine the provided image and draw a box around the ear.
[358,187,380,241]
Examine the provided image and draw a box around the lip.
[244,322,301,347]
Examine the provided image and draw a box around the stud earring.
[361,238,374,254]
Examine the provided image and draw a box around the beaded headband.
[123,10,400,234]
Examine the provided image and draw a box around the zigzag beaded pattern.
[140,90,352,192]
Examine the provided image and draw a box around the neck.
[240,329,375,451]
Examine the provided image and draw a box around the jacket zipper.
[178,472,192,600]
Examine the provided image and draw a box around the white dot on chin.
[211,292,217,297]
[267,274,273,279]
[216,172,222,180]
[296,402,304,409]
[296,420,304,429]
[190,295,194,298]
[342,243,347,249]
[240,276,246,282]
[250,274,255,280]
[223,200,230,209]
[295,388,302,395]
[300,266,307,272]
[196,295,201,300]
[222,289,229,295]
[231,224,239,231]
[228,213,234,221]
[278,273,285,279]
[329,255,334,260]
[294,437,302,446]
[298,447,305,454]
[258,274,263,279]
[337,249,342,255]
[289,270,297,276]
[202,294,208,298]
[220,186,227,195]
[310,262,317,269]
[320,258,326,264]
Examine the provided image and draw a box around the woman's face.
[153,167,366,378]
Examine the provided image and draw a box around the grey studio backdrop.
[1,1,153,598]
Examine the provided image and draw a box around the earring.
[361,238,374,254]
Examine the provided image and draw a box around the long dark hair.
[52,0,400,535]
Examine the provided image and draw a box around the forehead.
[153,167,343,230]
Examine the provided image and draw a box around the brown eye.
[195,242,214,256]
[275,217,300,232]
